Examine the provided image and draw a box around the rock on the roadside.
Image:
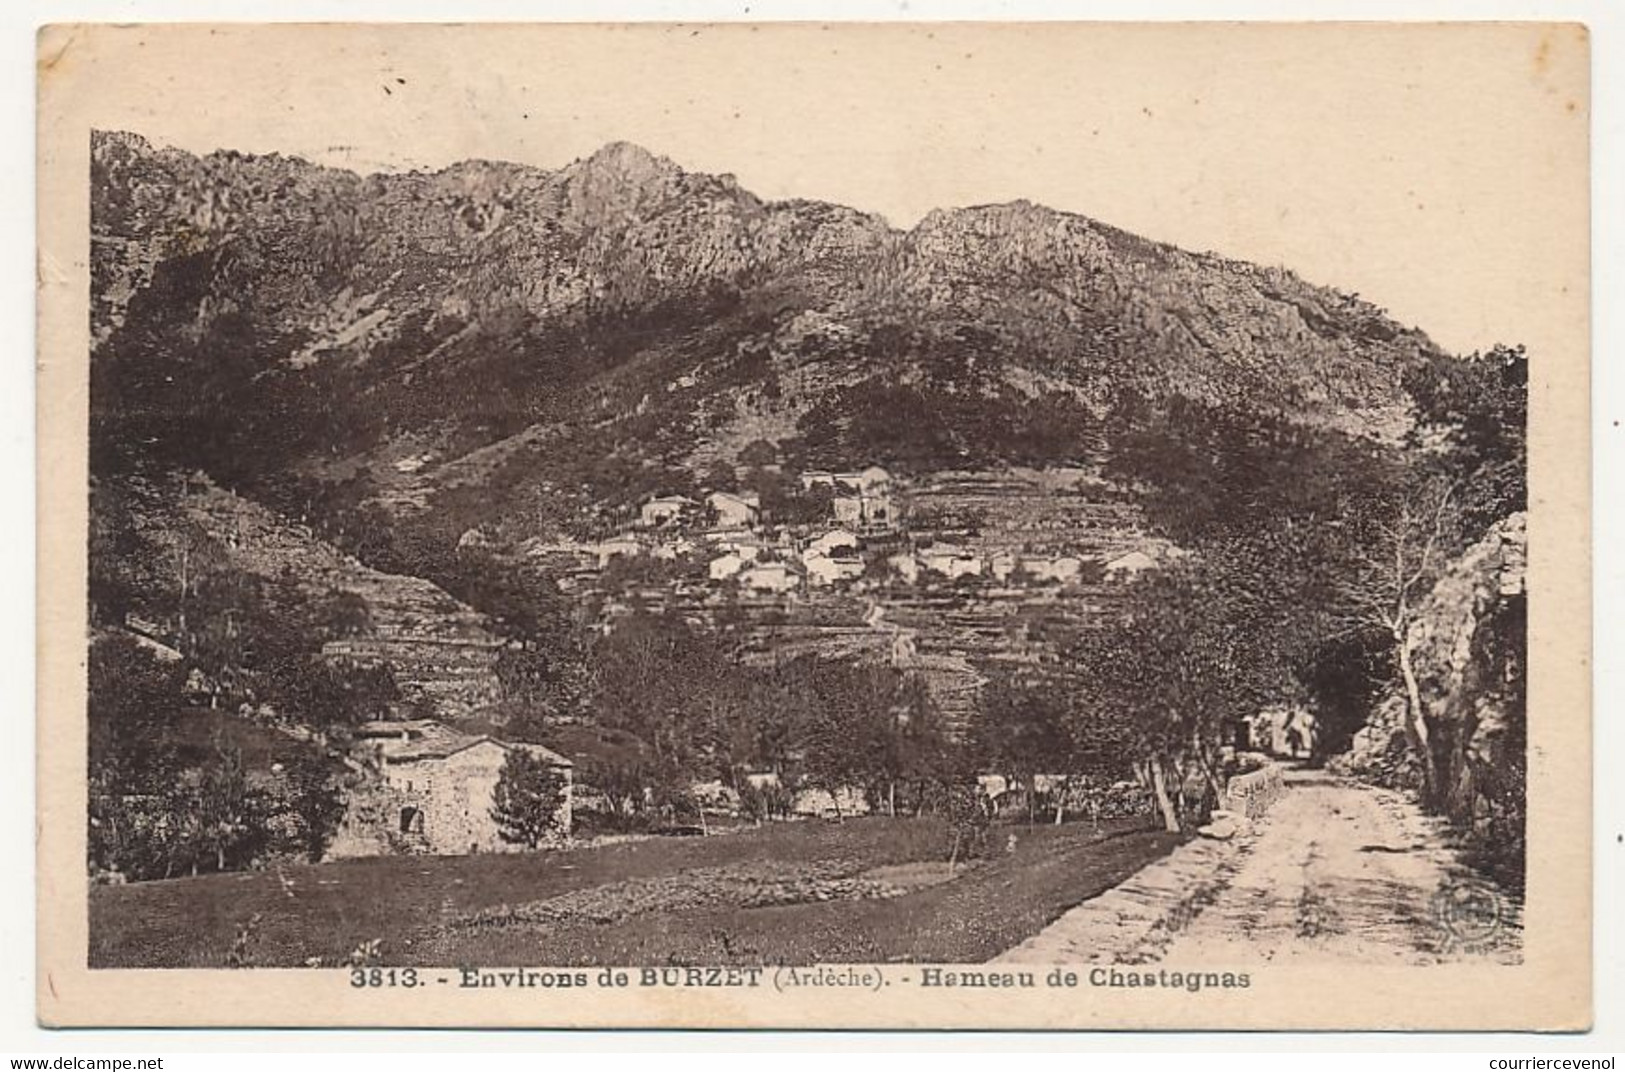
[1198,812,1241,840]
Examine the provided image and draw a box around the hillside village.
[537,465,1161,596]
[102,456,1176,864]
[514,462,1168,726]
[356,460,1175,853]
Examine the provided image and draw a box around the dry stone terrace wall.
[902,469,1146,559]
[323,633,506,715]
[179,479,508,715]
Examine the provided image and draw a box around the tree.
[448,549,577,647]
[314,589,373,639]
[490,749,568,849]
[1402,345,1527,531]
[973,671,1074,824]
[746,468,834,527]
[1066,556,1286,833]
[580,754,651,824]
[703,459,738,493]
[587,611,735,781]
[801,664,862,816]
[88,476,143,627]
[89,635,184,785]
[279,751,347,862]
[1342,344,1526,808]
[781,657,887,820]
[1335,475,1464,804]
[494,644,562,709]
[152,734,273,877]
[738,439,780,469]
[720,674,801,782]
[737,778,794,824]
[193,739,269,873]
[878,674,951,818]
[88,635,187,879]
[943,777,992,870]
[176,552,264,710]
[269,655,399,734]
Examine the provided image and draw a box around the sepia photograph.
[34,20,1591,1030]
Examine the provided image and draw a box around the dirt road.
[998,769,1521,966]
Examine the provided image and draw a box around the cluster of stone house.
[523,462,1169,603]
[799,466,896,534]
[638,471,897,538]
[705,527,867,591]
[328,720,574,858]
[523,467,900,598]
[638,489,765,530]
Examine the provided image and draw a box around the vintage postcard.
[36,22,1591,1029]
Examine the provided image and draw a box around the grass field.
[89,816,1181,968]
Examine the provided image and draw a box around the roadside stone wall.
[1223,764,1285,819]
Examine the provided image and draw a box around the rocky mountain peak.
[558,140,695,227]
[583,139,674,175]
[566,140,685,194]
[92,128,156,157]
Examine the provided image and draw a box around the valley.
[83,128,1529,973]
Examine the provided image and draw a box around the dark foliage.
[490,749,569,849]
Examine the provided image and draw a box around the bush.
[943,781,993,867]
[738,780,795,823]
[569,806,651,839]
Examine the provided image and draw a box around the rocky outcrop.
[1408,513,1527,828]
[1333,513,1527,883]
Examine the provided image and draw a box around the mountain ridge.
[91,128,1441,556]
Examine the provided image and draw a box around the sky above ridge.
[44,22,1589,361]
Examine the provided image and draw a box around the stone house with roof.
[918,544,984,580]
[1104,549,1156,580]
[801,529,866,586]
[801,466,898,533]
[706,490,761,529]
[330,720,573,857]
[738,561,800,594]
[639,495,697,528]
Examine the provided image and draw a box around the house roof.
[366,718,573,767]
[355,718,441,738]
[808,528,859,548]
[1105,550,1156,572]
[385,734,573,767]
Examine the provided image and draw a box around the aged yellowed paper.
[37,22,1590,1029]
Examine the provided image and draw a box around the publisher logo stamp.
[1431,879,1504,948]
